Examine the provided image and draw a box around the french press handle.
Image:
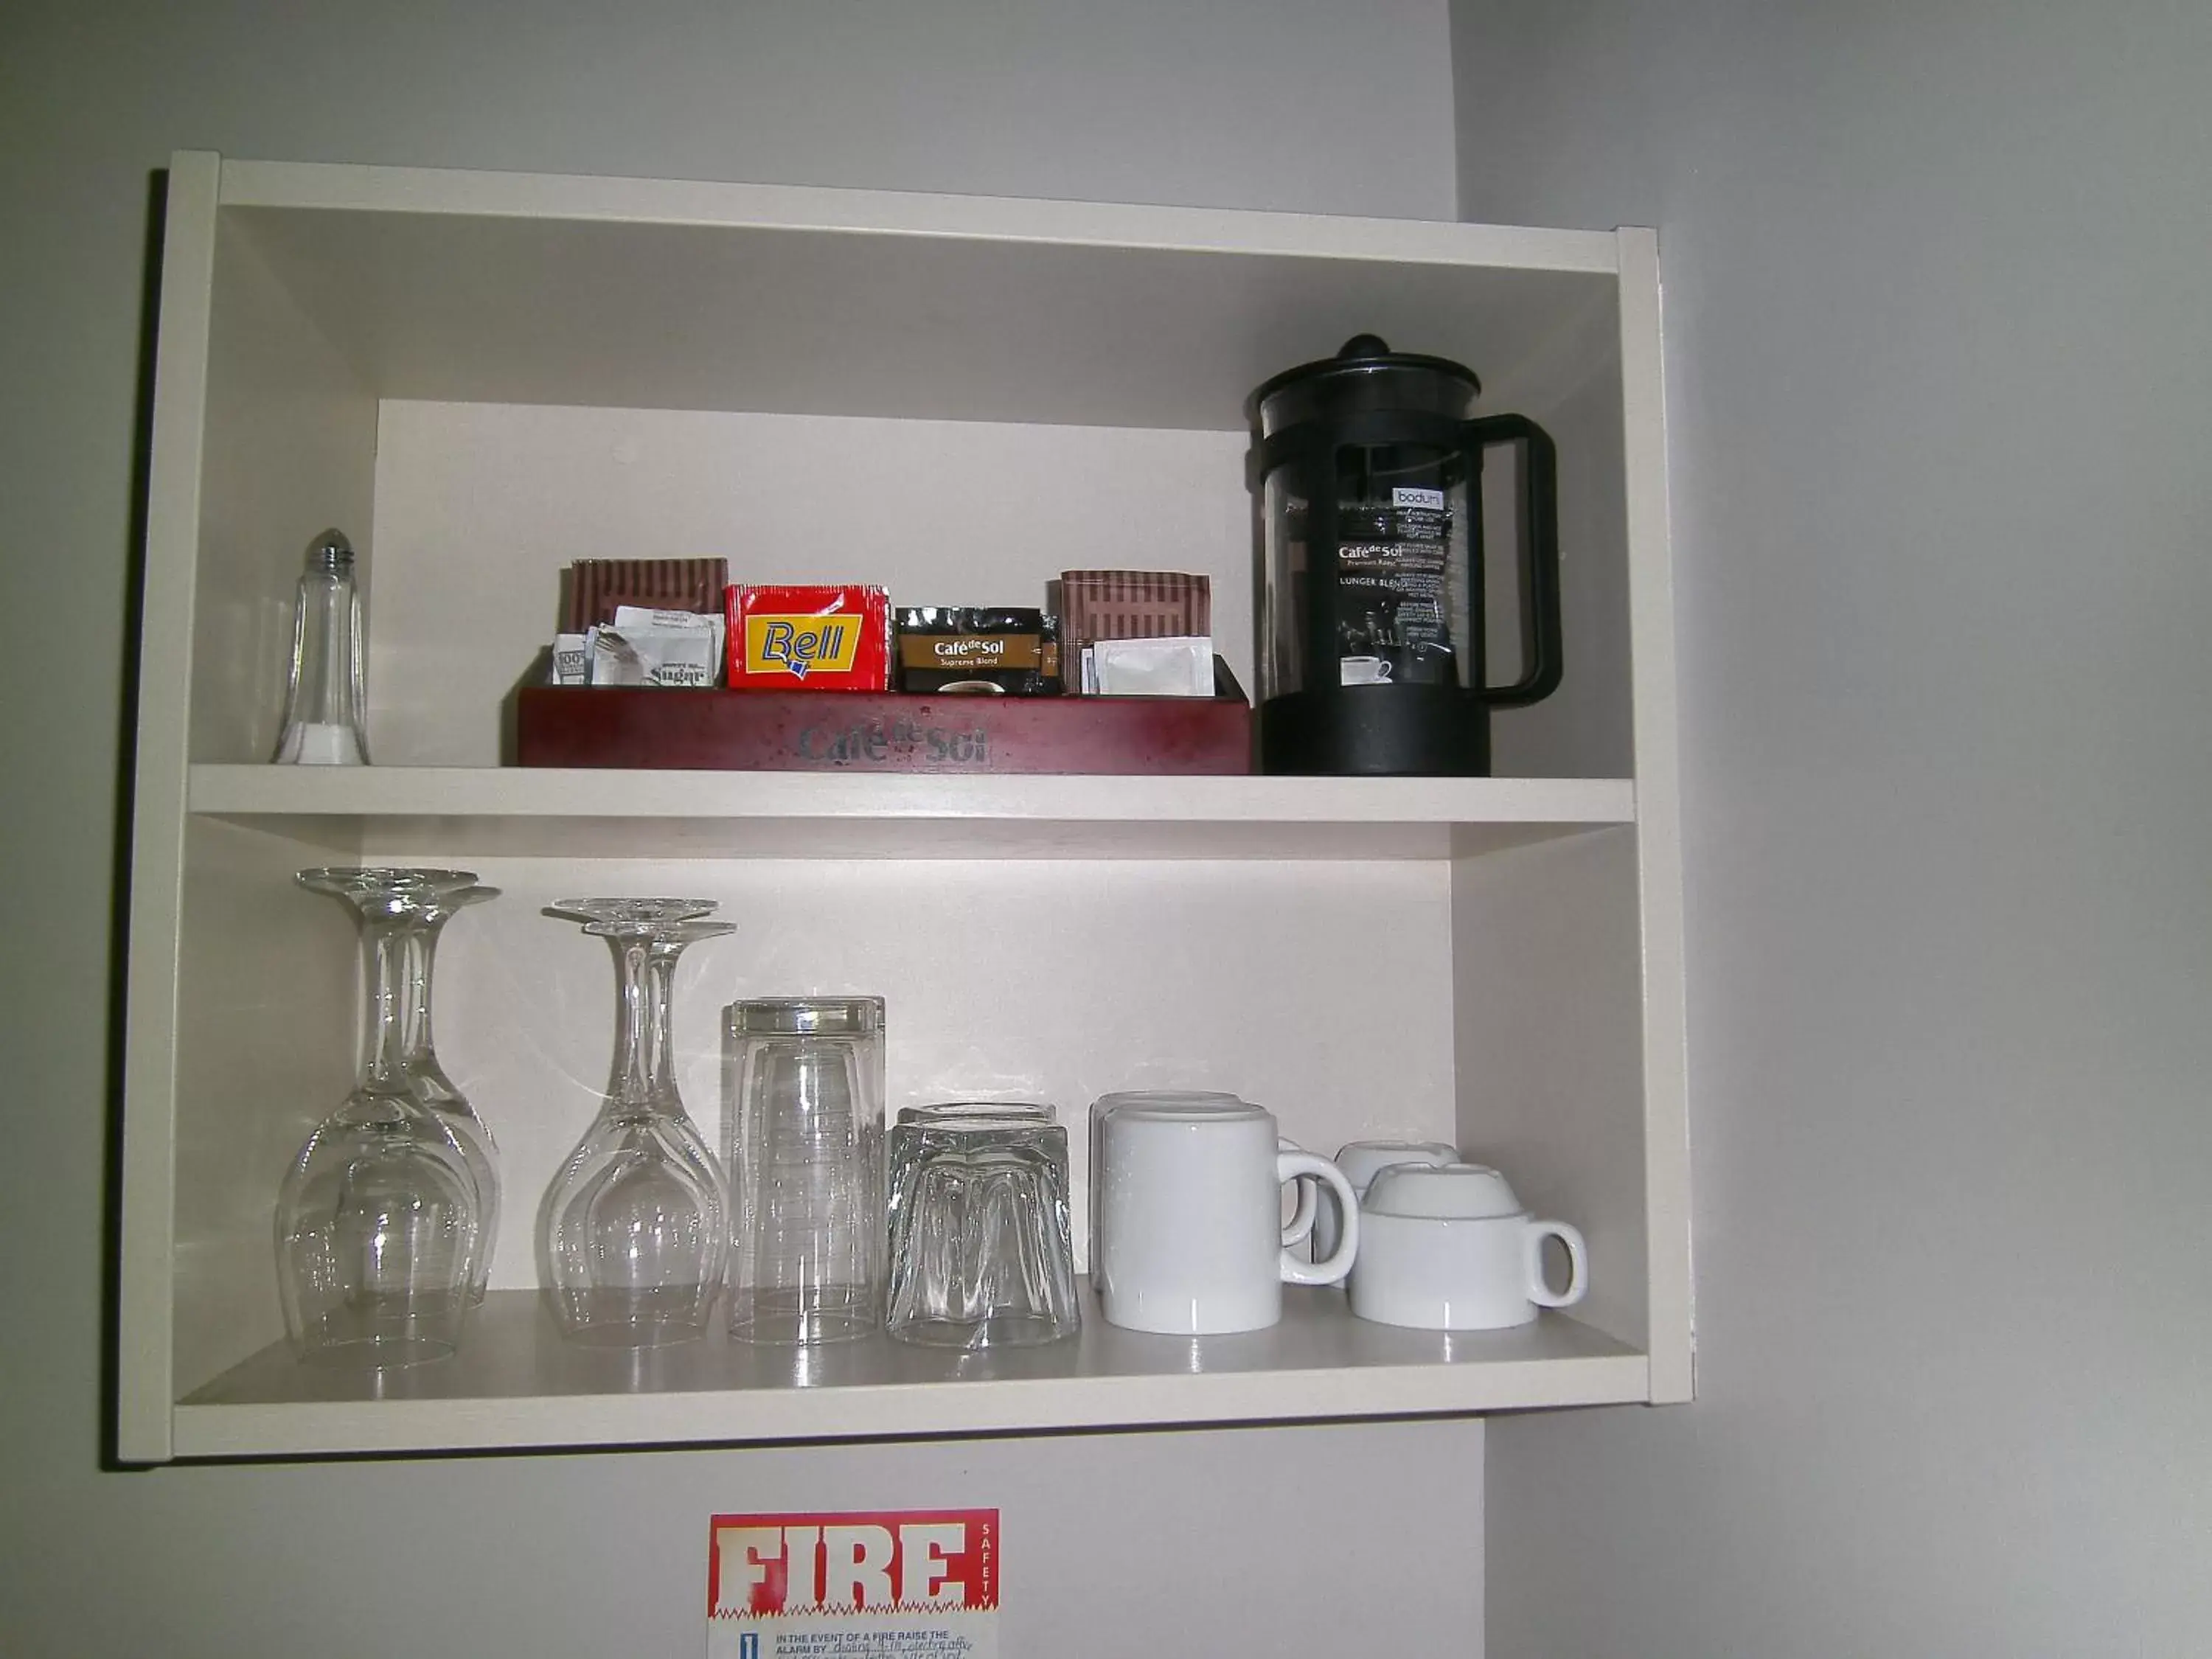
[1462,414,1563,706]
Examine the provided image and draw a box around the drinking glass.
[399,878,501,1304]
[541,900,732,1346]
[725,997,885,1344]
[887,1109,1079,1349]
[897,1100,1055,1127]
[276,868,485,1366]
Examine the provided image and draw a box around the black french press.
[1247,335,1562,775]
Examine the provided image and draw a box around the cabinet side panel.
[171,818,357,1397]
[1451,826,1648,1356]
[189,215,378,764]
[119,152,220,1463]
[1615,229,1692,1399]
[1484,290,1633,780]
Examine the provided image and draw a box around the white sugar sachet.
[1091,635,1214,697]
[600,605,725,686]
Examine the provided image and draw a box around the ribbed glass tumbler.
[886,1105,1079,1350]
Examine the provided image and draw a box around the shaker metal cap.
[306,527,355,572]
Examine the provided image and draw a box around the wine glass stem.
[403,912,451,1065]
[607,935,655,1107]
[359,913,412,1088]
[644,939,691,1101]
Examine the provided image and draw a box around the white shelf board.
[218,159,1624,271]
[209,156,1625,428]
[188,764,1635,860]
[174,1287,1650,1458]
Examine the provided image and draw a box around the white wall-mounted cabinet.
[120,152,1688,1462]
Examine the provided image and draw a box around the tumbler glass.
[892,1099,1057,1230]
[897,1100,1055,1127]
[887,1110,1079,1349]
[725,997,886,1344]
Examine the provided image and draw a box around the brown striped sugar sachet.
[566,558,730,632]
[1060,570,1211,694]
[1061,569,1210,639]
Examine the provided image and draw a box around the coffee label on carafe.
[1335,486,1456,687]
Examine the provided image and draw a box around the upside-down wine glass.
[276,869,486,1366]
[399,878,501,1305]
[541,899,732,1346]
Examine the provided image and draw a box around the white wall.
[0,4,1484,1656]
[1453,3,2212,1655]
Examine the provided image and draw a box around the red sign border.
[707,1509,1000,1618]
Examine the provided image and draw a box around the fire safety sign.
[707,1509,1000,1658]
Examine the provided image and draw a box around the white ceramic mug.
[1088,1091,1320,1261]
[1307,1138,1460,1265]
[1096,1099,1360,1335]
[1347,1163,1588,1332]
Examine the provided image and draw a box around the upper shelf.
[214,157,1630,428]
[188,765,1635,860]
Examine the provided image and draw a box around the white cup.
[1096,1099,1360,1335]
[1347,1163,1589,1332]
[1308,1139,1460,1265]
[1340,655,1394,686]
[1089,1091,1320,1259]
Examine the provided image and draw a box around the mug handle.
[1523,1220,1589,1309]
[1277,1152,1359,1287]
[1278,1137,1319,1246]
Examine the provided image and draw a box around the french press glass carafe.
[1248,335,1563,775]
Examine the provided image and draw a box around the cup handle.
[1278,1137,1319,1246]
[1278,1152,1358,1286]
[1524,1220,1589,1309]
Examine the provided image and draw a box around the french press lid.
[1247,334,1484,437]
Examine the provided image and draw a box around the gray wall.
[0,4,1481,1656]
[1453,3,2212,1655]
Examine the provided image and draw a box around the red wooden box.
[516,664,1253,775]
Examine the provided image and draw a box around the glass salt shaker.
[272,528,371,765]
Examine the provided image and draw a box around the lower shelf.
[175,1285,1651,1457]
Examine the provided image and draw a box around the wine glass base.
[546,897,717,928]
